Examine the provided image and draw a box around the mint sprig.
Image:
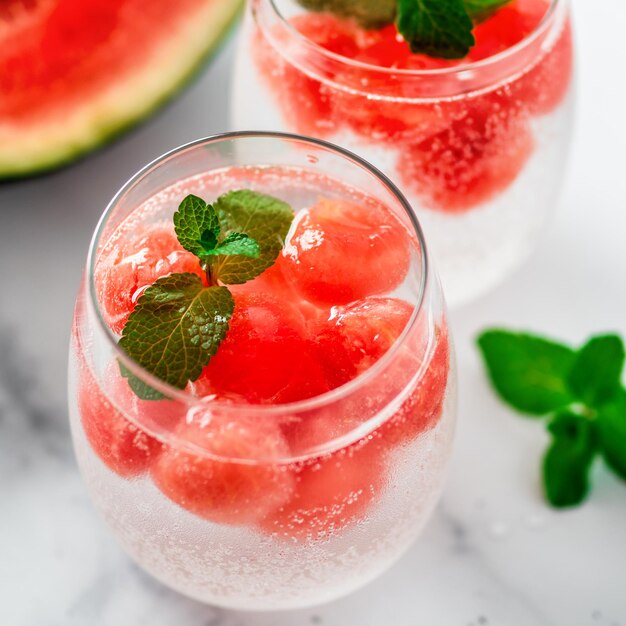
[296,0,513,59]
[478,330,626,508]
[118,190,294,399]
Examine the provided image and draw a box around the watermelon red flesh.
[0,0,242,179]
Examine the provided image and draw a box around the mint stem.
[203,261,219,287]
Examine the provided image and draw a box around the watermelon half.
[0,0,243,179]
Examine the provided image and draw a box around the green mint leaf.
[173,194,220,258]
[396,0,475,59]
[543,412,597,508]
[212,190,294,285]
[119,273,234,391]
[477,330,576,416]
[119,361,165,401]
[597,390,626,481]
[202,232,261,259]
[296,0,396,28]
[198,228,219,254]
[464,0,512,23]
[568,334,625,408]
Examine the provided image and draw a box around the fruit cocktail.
[233,0,574,305]
[69,133,457,609]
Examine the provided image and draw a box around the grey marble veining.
[2,6,626,625]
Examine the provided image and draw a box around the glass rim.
[262,0,563,78]
[86,131,432,420]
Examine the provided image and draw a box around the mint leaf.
[173,194,220,258]
[396,0,475,59]
[119,273,234,391]
[119,361,165,401]
[464,0,511,23]
[477,330,576,416]
[213,190,294,285]
[198,229,219,255]
[568,335,625,408]
[296,0,396,28]
[543,412,597,508]
[598,390,626,481]
[202,232,260,259]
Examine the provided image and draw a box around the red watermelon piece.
[151,407,295,525]
[0,0,243,178]
[398,92,535,212]
[469,0,548,61]
[229,254,324,328]
[259,437,386,541]
[312,297,449,447]
[514,19,573,116]
[313,297,414,389]
[95,223,205,335]
[77,360,165,478]
[282,198,411,307]
[254,13,358,138]
[194,292,330,404]
[378,324,450,447]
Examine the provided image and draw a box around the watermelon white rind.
[0,0,243,180]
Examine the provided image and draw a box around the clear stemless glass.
[232,0,575,306]
[68,132,457,610]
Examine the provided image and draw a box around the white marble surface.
[1,2,626,624]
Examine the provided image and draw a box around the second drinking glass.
[233,0,575,305]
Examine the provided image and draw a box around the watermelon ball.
[470,0,572,116]
[296,298,415,459]
[282,198,411,307]
[514,19,573,116]
[352,25,437,69]
[398,92,535,212]
[96,223,204,334]
[194,292,330,404]
[151,406,295,526]
[335,94,458,145]
[469,0,549,62]
[255,13,358,138]
[291,12,361,58]
[313,297,414,389]
[312,298,449,448]
[231,255,293,300]
[331,23,460,143]
[337,22,460,72]
[77,361,164,478]
[229,254,322,328]
[377,324,451,447]
[259,437,386,541]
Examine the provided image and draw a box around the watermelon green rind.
[0,0,243,181]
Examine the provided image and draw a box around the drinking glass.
[232,0,575,305]
[69,132,457,610]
